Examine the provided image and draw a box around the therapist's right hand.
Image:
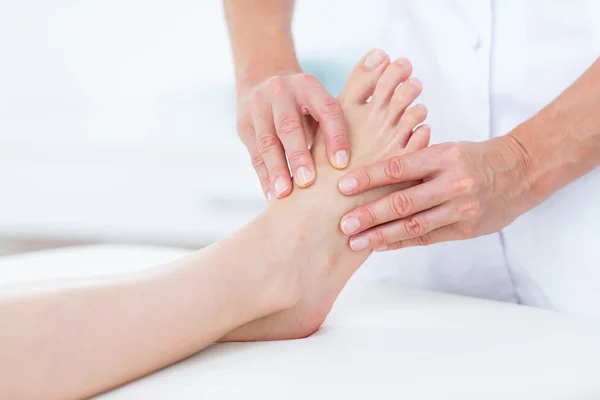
[237,72,351,201]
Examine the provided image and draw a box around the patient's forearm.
[0,214,300,400]
[223,0,301,95]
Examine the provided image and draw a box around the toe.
[405,124,431,153]
[338,49,390,105]
[371,58,412,108]
[386,77,422,125]
[396,104,428,147]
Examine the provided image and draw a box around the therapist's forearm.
[223,0,301,96]
[508,57,600,207]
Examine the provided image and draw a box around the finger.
[347,203,458,251]
[238,115,273,200]
[271,93,315,188]
[248,91,292,199]
[296,75,350,169]
[248,145,274,201]
[338,147,440,195]
[378,225,462,251]
[339,178,451,235]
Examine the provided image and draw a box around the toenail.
[274,178,289,197]
[363,49,386,68]
[408,77,422,89]
[394,58,410,67]
[333,150,349,169]
[338,177,358,193]
[350,236,370,251]
[341,217,360,235]
[295,166,314,186]
[267,191,274,203]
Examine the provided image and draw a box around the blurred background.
[0,0,390,255]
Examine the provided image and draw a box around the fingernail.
[408,77,422,89]
[375,245,388,252]
[364,49,386,68]
[295,166,314,187]
[350,236,370,251]
[340,217,360,235]
[274,178,289,198]
[266,191,274,203]
[338,177,358,193]
[333,150,349,169]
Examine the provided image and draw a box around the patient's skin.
[222,50,429,341]
[0,50,428,400]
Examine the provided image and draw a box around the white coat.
[361,0,600,318]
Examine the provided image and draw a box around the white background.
[0,0,388,247]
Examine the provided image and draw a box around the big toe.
[338,49,389,105]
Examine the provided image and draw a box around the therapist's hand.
[337,136,536,251]
[237,72,351,201]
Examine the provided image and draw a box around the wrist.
[491,133,541,212]
[504,117,572,208]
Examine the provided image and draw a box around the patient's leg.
[222,50,429,341]
[0,50,427,399]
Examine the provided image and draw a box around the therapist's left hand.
[338,136,537,251]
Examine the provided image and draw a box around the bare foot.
[221,50,430,341]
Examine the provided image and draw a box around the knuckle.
[286,149,310,165]
[237,118,254,140]
[360,170,374,190]
[318,99,343,118]
[458,200,482,218]
[246,90,261,108]
[258,175,271,190]
[372,230,388,247]
[384,157,406,180]
[443,143,463,163]
[265,75,286,91]
[257,134,281,155]
[404,216,427,237]
[452,177,477,195]
[390,191,412,217]
[236,116,249,132]
[388,242,403,250]
[363,206,379,227]
[250,154,266,170]
[413,234,431,247]
[350,169,373,191]
[297,73,318,86]
[328,130,350,149]
[276,113,303,137]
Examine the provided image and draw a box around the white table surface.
[1,245,599,399]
